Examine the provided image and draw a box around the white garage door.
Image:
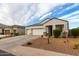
[32,29,44,35]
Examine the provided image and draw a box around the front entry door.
[46,25,52,36]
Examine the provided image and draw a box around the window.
[55,24,64,31]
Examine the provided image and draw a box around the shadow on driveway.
[0,50,15,56]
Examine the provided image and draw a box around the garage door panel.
[4,30,10,35]
[32,29,44,35]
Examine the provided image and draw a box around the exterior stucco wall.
[25,29,31,35]
[17,28,25,35]
[4,28,12,33]
[43,19,68,31]
[13,27,25,35]
[0,29,2,34]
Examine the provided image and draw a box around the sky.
[0,3,79,29]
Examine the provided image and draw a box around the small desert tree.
[47,33,51,44]
[43,32,51,44]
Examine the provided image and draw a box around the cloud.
[58,4,78,14]
[59,10,79,19]
[0,4,13,25]
[23,3,59,25]
[69,19,79,22]
[0,3,63,26]
[39,12,52,20]
[8,3,33,25]
[0,3,78,29]
[67,15,79,20]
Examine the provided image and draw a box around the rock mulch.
[23,38,79,56]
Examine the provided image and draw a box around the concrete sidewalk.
[1,45,71,56]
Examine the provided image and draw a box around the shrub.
[70,28,79,38]
[14,33,19,36]
[27,42,32,45]
[53,30,61,38]
[73,44,79,49]
[41,35,43,38]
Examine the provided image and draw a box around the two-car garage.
[26,28,44,35]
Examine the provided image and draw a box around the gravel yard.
[23,37,79,56]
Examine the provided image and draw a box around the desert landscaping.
[23,37,79,56]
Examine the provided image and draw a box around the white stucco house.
[25,18,69,36]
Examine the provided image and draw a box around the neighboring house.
[0,23,8,34]
[25,18,69,36]
[4,25,25,35]
[0,23,25,36]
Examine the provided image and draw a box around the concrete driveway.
[0,35,70,56]
[0,35,39,55]
[0,35,38,48]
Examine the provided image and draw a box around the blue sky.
[0,3,79,29]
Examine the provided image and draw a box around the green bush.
[70,28,79,38]
[53,30,61,38]
[73,44,79,49]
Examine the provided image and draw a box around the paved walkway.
[0,35,71,56]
